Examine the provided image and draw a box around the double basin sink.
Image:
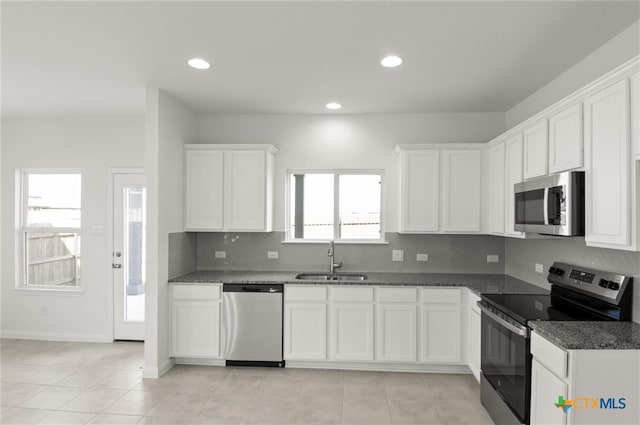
[295,272,368,281]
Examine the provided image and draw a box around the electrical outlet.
[215,251,226,259]
[487,255,499,263]
[267,251,279,259]
[535,263,544,274]
[392,250,404,262]
[40,306,48,317]
[416,253,429,262]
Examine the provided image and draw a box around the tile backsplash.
[168,232,197,279]
[195,232,505,274]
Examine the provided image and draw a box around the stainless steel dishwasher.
[222,283,284,367]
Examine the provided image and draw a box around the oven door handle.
[479,304,529,337]
[543,187,549,225]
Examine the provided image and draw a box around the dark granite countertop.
[530,321,640,350]
[169,270,548,296]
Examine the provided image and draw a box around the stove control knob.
[607,281,620,291]
[599,279,609,288]
[548,266,565,276]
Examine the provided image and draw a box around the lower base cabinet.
[330,302,374,361]
[171,284,222,358]
[376,304,417,362]
[284,302,327,360]
[531,358,568,425]
[467,292,481,381]
[420,304,461,363]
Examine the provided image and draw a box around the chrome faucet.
[328,240,342,274]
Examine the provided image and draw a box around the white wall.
[506,20,640,127]
[144,89,197,377]
[1,116,144,341]
[197,112,505,233]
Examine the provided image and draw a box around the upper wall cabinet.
[523,121,549,179]
[548,103,583,173]
[396,145,481,234]
[584,80,632,249]
[184,144,277,232]
[488,142,505,234]
[504,134,525,238]
[632,72,640,160]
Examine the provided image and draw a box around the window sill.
[13,287,84,296]
[281,239,389,245]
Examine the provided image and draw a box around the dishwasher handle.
[223,283,283,293]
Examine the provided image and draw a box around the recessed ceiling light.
[188,58,211,70]
[325,102,342,110]
[381,55,403,68]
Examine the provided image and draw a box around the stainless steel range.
[478,262,633,425]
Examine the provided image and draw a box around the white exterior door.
[113,173,146,341]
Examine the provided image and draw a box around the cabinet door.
[224,150,267,231]
[172,301,221,358]
[632,72,640,158]
[441,149,481,232]
[330,303,374,361]
[530,359,568,425]
[584,80,631,247]
[420,304,461,363]
[524,121,549,179]
[468,308,481,382]
[505,134,525,238]
[549,103,583,173]
[185,149,224,230]
[399,150,439,232]
[284,303,327,360]
[488,143,505,234]
[376,304,417,362]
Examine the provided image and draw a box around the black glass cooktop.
[481,293,603,326]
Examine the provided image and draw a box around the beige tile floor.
[1,339,493,425]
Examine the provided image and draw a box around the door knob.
[112,263,122,269]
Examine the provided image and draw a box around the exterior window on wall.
[288,171,383,242]
[21,172,82,288]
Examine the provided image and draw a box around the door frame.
[107,168,145,341]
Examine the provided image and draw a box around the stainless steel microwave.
[514,171,585,236]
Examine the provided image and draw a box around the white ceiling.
[2,1,639,116]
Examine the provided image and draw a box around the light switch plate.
[215,251,226,259]
[487,255,499,263]
[392,250,404,262]
[416,253,429,262]
[267,251,279,259]
[535,263,544,274]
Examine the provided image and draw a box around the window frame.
[17,169,83,291]
[284,169,385,244]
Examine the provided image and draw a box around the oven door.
[480,304,531,424]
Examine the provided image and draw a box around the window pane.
[291,174,334,239]
[339,175,381,239]
[26,232,81,286]
[125,187,146,322]
[27,174,81,228]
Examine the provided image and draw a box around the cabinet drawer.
[331,287,374,302]
[531,332,568,378]
[421,288,461,304]
[377,287,418,303]
[285,286,327,302]
[173,285,221,300]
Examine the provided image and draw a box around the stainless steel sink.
[295,273,368,281]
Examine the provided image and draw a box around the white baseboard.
[174,357,225,366]
[143,357,175,379]
[285,360,472,374]
[0,330,111,343]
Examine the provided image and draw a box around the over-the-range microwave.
[514,171,585,236]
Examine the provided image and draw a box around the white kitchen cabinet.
[330,302,374,361]
[504,134,526,238]
[524,120,549,179]
[549,103,583,173]
[398,148,440,232]
[185,149,224,231]
[584,80,632,248]
[420,288,462,363]
[184,144,277,232]
[284,303,327,360]
[632,72,640,159]
[441,149,481,232]
[376,303,417,362]
[530,358,568,425]
[488,142,506,234]
[396,145,480,234]
[467,291,481,382]
[172,285,222,359]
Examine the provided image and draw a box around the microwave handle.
[543,187,549,225]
